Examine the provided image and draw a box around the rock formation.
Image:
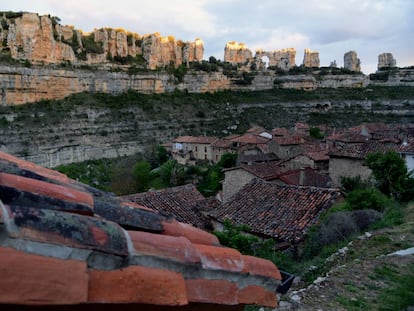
[0,12,203,69]
[141,33,204,69]
[255,48,296,70]
[303,48,320,68]
[3,12,76,64]
[224,41,253,64]
[344,51,361,72]
[378,53,396,69]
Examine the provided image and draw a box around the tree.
[132,160,151,192]
[365,151,414,201]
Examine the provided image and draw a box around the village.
[119,122,414,249]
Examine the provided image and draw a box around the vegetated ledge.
[0,86,413,167]
[0,64,413,106]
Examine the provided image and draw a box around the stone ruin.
[344,51,361,72]
[378,53,396,69]
[0,12,203,69]
[303,48,320,68]
[255,48,296,70]
[223,42,297,70]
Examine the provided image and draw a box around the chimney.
[299,167,306,185]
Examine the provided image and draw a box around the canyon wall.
[1,65,414,105]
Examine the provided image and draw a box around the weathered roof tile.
[3,205,128,256]
[0,247,88,305]
[0,172,93,215]
[193,244,246,273]
[0,151,282,309]
[185,279,238,305]
[89,266,188,305]
[128,230,201,265]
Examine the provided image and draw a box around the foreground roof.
[0,151,281,309]
[210,179,341,243]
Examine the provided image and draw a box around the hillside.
[1,86,414,168]
[280,203,414,310]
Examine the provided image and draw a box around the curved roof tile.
[0,151,281,309]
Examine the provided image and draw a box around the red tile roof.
[0,151,281,309]
[329,140,399,159]
[273,135,304,145]
[121,184,213,230]
[278,167,333,188]
[240,162,282,181]
[173,136,217,144]
[230,133,270,144]
[209,179,341,243]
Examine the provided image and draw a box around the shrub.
[346,188,390,211]
[309,127,324,139]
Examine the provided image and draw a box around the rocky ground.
[274,204,414,311]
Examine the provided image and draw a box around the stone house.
[328,140,398,186]
[211,138,237,163]
[172,136,217,164]
[222,161,281,203]
[398,138,414,173]
[271,135,305,159]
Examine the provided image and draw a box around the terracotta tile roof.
[211,138,234,149]
[240,162,282,180]
[278,167,333,188]
[273,135,304,145]
[121,184,213,230]
[230,133,270,144]
[172,135,217,144]
[271,127,292,137]
[0,151,281,309]
[326,131,369,143]
[329,140,399,159]
[209,179,341,243]
[305,150,330,161]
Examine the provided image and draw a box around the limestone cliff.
[0,12,203,69]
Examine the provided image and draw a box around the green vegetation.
[309,127,324,139]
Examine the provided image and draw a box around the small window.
[205,154,207,160]
[195,146,198,152]
[204,146,207,152]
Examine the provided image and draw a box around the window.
[204,146,207,152]
[195,146,198,152]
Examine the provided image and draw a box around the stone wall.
[328,157,372,186]
[222,169,255,203]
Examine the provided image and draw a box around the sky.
[1,0,413,74]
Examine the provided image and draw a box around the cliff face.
[1,65,414,105]
[0,12,203,69]
[0,90,413,168]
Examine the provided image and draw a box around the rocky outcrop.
[255,48,296,70]
[344,51,361,72]
[378,53,396,69]
[303,48,320,68]
[0,12,203,69]
[141,33,203,69]
[224,41,253,64]
[4,12,76,64]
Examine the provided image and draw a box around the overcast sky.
[1,0,413,73]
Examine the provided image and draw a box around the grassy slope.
[287,203,414,310]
